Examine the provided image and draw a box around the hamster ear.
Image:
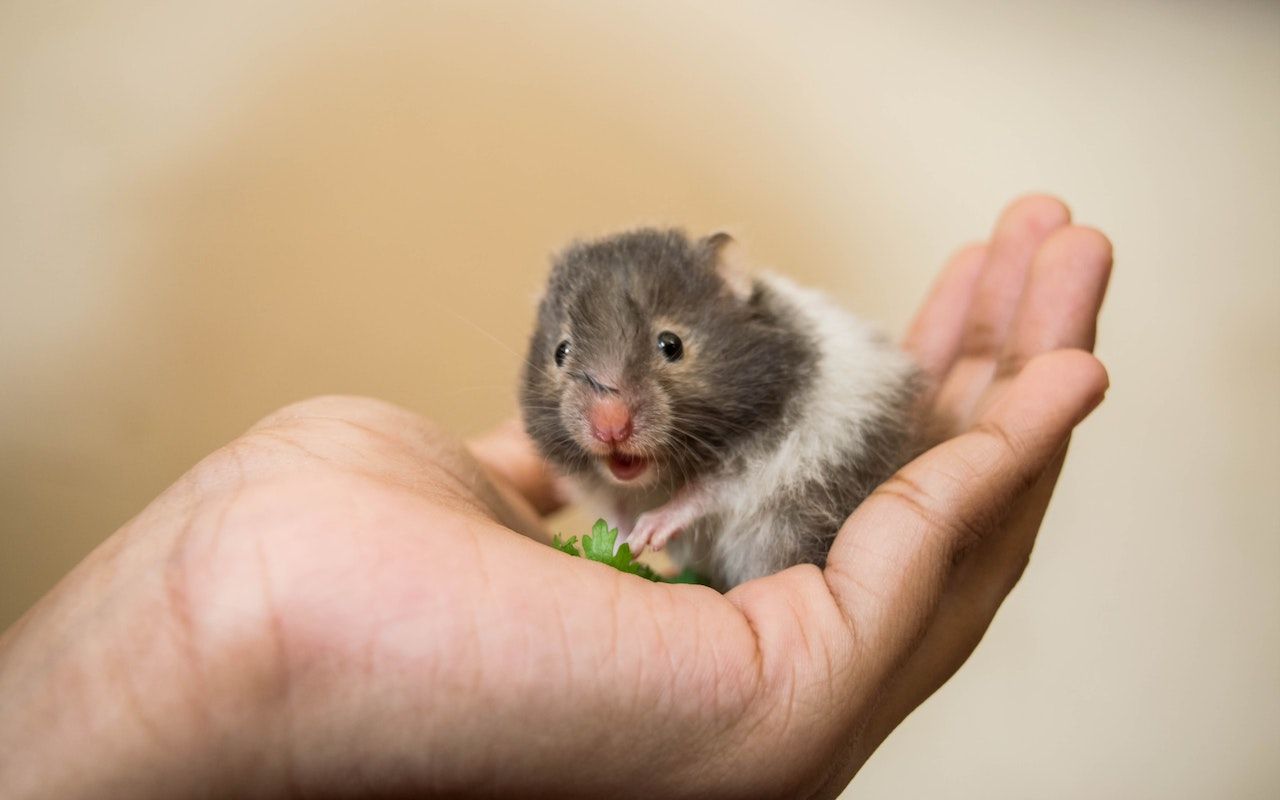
[700,231,753,302]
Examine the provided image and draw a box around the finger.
[932,195,1073,425]
[847,449,1068,765]
[999,225,1114,375]
[822,349,1108,673]
[839,449,1070,778]
[856,227,1115,735]
[959,194,1072,359]
[902,243,987,384]
[468,419,564,516]
[855,229,1114,740]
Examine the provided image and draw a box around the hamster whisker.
[665,412,756,439]
[429,301,564,387]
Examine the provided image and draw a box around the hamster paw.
[627,506,690,555]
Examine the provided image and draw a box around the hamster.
[521,228,920,590]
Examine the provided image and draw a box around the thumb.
[823,348,1108,672]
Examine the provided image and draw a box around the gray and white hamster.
[521,228,920,590]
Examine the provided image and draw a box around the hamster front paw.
[625,493,709,555]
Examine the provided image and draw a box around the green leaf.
[668,567,706,585]
[580,519,616,562]
[552,519,711,587]
[551,534,581,557]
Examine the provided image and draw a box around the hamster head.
[521,228,811,490]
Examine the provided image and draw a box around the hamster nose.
[589,398,633,444]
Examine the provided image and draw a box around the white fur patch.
[694,273,916,585]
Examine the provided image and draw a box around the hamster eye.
[657,331,683,362]
[554,340,570,368]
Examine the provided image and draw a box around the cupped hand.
[0,195,1111,799]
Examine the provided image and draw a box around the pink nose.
[589,398,633,444]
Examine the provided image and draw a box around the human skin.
[0,195,1112,799]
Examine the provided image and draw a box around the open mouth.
[606,452,650,482]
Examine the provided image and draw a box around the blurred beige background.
[1,1,1276,796]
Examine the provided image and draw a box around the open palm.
[0,195,1111,800]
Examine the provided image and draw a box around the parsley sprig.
[552,519,705,585]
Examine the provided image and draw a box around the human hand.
[0,195,1110,799]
